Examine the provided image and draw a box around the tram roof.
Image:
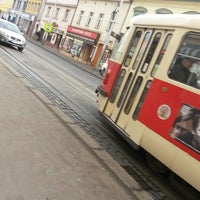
[131,14,200,30]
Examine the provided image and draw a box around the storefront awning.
[67,33,96,45]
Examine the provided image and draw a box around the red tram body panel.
[99,61,121,97]
[138,79,200,161]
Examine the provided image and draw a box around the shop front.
[46,27,64,49]
[63,26,100,64]
[19,13,35,34]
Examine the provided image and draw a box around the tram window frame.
[168,32,200,89]
[141,32,162,73]
[110,69,126,103]
[133,31,153,70]
[111,27,131,60]
[133,80,152,120]
[151,34,172,76]
[117,72,133,108]
[124,76,143,115]
[123,30,142,67]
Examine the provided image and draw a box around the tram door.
[104,28,172,143]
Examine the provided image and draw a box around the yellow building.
[0,0,14,19]
[20,0,42,34]
[25,0,42,16]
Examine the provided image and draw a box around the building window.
[86,12,94,27]
[107,11,116,31]
[46,6,52,17]
[37,3,41,13]
[133,6,147,16]
[77,10,84,24]
[33,3,37,12]
[54,7,60,18]
[23,2,27,11]
[155,8,173,14]
[63,9,70,21]
[16,1,22,9]
[95,13,104,29]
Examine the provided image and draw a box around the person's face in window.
[182,59,193,69]
[195,118,200,137]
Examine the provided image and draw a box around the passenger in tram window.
[169,57,197,86]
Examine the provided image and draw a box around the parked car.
[0,19,26,52]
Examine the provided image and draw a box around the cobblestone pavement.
[0,53,142,200]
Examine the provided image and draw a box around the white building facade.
[37,0,78,48]
[62,0,131,67]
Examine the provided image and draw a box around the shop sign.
[67,26,98,40]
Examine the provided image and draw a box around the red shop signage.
[67,26,98,40]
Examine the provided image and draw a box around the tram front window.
[111,27,131,60]
[168,33,200,89]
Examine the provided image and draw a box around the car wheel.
[18,47,23,52]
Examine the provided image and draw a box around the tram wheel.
[146,153,169,174]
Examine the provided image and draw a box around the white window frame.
[46,6,52,17]
[85,12,94,27]
[95,13,104,29]
[63,9,70,21]
[77,10,84,24]
[54,7,60,18]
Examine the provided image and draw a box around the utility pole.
[96,0,124,68]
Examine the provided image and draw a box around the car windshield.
[0,21,20,33]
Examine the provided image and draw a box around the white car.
[0,19,26,52]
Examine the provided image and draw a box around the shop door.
[91,43,103,67]
[55,34,62,48]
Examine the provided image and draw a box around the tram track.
[0,45,198,200]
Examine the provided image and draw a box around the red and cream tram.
[96,14,200,192]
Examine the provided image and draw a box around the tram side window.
[111,27,131,60]
[124,76,143,115]
[141,33,161,73]
[168,33,200,89]
[123,31,142,67]
[117,73,133,108]
[151,34,172,76]
[110,69,126,103]
[133,81,152,120]
[133,31,153,70]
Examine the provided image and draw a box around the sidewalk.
[0,55,154,199]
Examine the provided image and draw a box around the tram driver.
[169,57,198,87]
